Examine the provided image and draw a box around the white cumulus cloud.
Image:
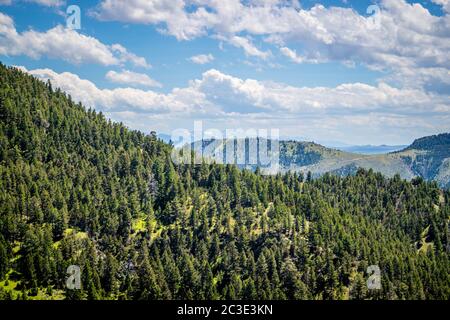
[1,0,65,6]
[279,47,323,64]
[225,36,271,60]
[106,70,162,88]
[26,0,65,6]
[189,53,214,64]
[20,66,210,114]
[0,13,149,68]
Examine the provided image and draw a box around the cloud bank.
[18,66,450,144]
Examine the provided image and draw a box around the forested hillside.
[0,64,449,300]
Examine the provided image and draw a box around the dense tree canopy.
[0,64,449,300]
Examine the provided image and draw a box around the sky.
[0,0,449,145]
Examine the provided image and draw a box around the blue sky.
[0,0,449,145]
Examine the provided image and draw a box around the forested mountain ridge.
[406,133,450,151]
[397,133,450,187]
[0,64,449,300]
[192,134,450,188]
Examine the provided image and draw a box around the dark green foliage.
[279,141,322,167]
[401,133,450,182]
[406,133,450,151]
[0,64,449,300]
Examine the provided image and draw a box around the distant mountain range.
[188,133,450,188]
[335,144,407,154]
[162,133,407,155]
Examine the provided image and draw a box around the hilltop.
[192,135,450,188]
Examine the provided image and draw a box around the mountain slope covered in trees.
[0,64,449,300]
